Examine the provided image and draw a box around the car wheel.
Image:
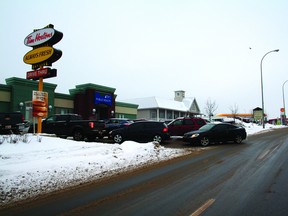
[73,130,84,141]
[57,135,68,139]
[87,135,96,142]
[234,135,243,144]
[153,135,162,143]
[113,134,123,144]
[200,137,210,146]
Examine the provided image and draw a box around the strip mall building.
[0,77,202,122]
[0,77,138,122]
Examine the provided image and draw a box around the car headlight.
[191,134,199,138]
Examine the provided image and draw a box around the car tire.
[73,130,84,141]
[234,135,243,144]
[113,134,123,144]
[87,135,96,142]
[200,137,210,146]
[57,135,68,139]
[153,135,162,143]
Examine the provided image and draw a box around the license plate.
[5,125,11,129]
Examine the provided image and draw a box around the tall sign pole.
[23,24,63,134]
[37,74,43,133]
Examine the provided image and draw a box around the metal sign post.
[37,75,43,133]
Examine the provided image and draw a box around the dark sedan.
[183,123,247,146]
[101,118,132,138]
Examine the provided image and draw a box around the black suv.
[109,121,170,144]
[0,112,26,134]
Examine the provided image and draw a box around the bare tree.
[229,103,239,122]
[205,98,218,121]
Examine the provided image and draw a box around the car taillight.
[89,122,94,128]
[163,127,168,133]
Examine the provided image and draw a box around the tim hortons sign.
[24,27,63,47]
[23,24,63,70]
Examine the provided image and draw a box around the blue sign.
[94,92,112,106]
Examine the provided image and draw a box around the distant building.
[124,90,201,121]
[215,107,265,123]
[253,107,263,121]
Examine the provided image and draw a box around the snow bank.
[0,135,187,206]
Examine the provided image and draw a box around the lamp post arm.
[260,49,279,129]
[261,50,279,65]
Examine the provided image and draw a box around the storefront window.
[159,109,165,119]
[174,112,179,119]
[55,107,73,115]
[167,110,172,119]
[25,101,32,122]
[150,110,157,120]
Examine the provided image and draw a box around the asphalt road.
[2,127,288,216]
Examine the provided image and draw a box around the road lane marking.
[191,198,216,216]
[257,144,281,160]
[258,149,270,160]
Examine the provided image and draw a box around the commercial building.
[0,78,202,122]
[0,77,138,121]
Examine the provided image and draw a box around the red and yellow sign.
[23,24,63,70]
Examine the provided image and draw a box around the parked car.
[168,117,206,136]
[101,118,132,138]
[30,114,105,141]
[183,123,247,146]
[110,121,170,144]
[0,112,28,134]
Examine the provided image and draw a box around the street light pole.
[282,80,288,125]
[260,49,279,129]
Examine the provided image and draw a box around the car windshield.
[199,123,216,131]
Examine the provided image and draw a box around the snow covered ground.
[0,122,285,207]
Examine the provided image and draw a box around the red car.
[168,117,206,136]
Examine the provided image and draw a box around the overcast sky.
[1,0,288,118]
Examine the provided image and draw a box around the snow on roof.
[124,96,195,112]
[182,97,194,109]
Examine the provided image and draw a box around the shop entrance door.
[95,105,109,120]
